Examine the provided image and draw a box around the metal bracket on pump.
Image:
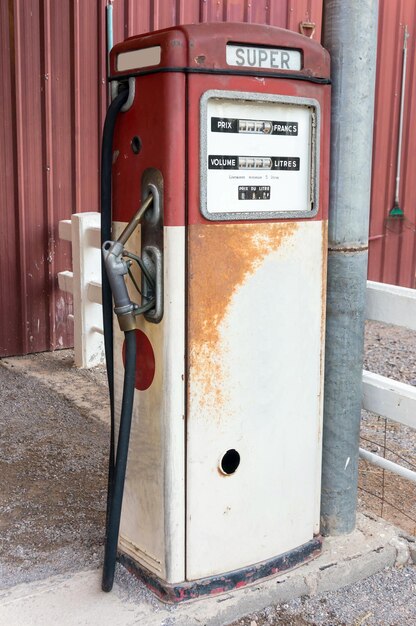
[102,169,164,331]
[140,168,164,323]
[111,77,136,111]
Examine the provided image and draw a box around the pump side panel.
[185,74,328,580]
[186,220,326,579]
[113,224,186,583]
[111,71,186,583]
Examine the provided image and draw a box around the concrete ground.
[0,348,415,625]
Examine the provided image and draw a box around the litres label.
[226,44,301,71]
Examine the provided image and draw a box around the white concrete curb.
[0,514,408,626]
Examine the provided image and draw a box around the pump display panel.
[200,91,320,221]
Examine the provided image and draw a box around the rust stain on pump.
[188,221,299,350]
[187,222,298,412]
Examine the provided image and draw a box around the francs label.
[211,117,299,136]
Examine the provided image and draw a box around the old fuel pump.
[101,22,330,601]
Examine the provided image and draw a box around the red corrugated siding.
[369,0,416,287]
[110,0,322,40]
[1,0,23,356]
[1,0,323,357]
[0,0,108,356]
[5,0,50,355]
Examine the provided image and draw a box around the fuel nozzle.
[102,240,137,331]
[102,192,154,331]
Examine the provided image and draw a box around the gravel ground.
[364,320,416,384]
[0,360,109,588]
[0,321,415,625]
[227,565,416,626]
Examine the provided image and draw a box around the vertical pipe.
[106,2,114,103]
[394,25,409,207]
[106,1,113,57]
[321,0,378,535]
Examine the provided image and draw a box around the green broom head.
[389,203,404,218]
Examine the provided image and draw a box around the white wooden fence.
[58,213,104,368]
[58,215,416,482]
[362,281,416,483]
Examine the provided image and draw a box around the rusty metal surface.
[188,221,298,351]
[5,0,415,357]
[187,221,299,412]
[369,0,416,287]
[186,220,326,578]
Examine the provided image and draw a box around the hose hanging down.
[101,88,129,492]
[100,87,132,593]
[102,328,136,592]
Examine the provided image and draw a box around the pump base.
[118,537,322,603]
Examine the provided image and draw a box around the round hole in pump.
[220,449,240,475]
[131,136,142,154]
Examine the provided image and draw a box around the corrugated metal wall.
[368,0,416,287]
[3,0,415,357]
[1,0,108,356]
[0,0,323,357]
[109,0,322,40]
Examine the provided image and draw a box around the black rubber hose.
[101,88,129,529]
[102,328,137,592]
[100,87,130,592]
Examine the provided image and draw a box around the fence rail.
[362,280,416,485]
[366,280,416,331]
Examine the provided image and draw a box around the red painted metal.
[110,23,330,228]
[369,0,416,287]
[111,71,186,227]
[1,0,323,357]
[122,330,155,391]
[110,0,323,41]
[7,0,414,356]
[110,21,328,82]
[0,0,107,356]
[186,72,330,227]
[1,0,23,356]
[173,23,330,226]
[3,0,51,356]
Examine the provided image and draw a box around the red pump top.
[110,22,330,83]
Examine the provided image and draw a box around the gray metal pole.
[321,0,379,535]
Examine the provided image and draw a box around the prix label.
[211,117,298,136]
